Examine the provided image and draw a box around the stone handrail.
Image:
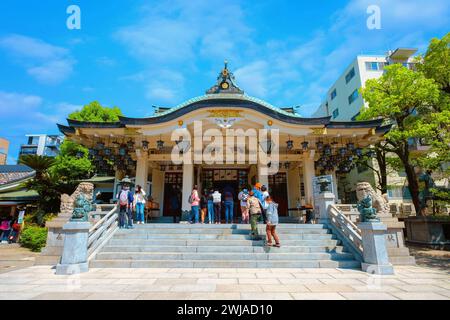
[87,205,119,260]
[328,204,363,261]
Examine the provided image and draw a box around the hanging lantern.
[104,148,111,156]
[301,141,309,151]
[126,140,134,149]
[119,146,126,156]
[316,141,324,150]
[355,148,363,157]
[142,140,149,151]
[160,164,166,171]
[339,147,347,156]
[156,139,165,151]
[347,142,355,150]
[286,137,294,151]
[75,151,84,159]
[284,162,290,169]
[324,145,331,155]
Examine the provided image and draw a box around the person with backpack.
[260,185,270,223]
[117,177,134,229]
[265,196,280,247]
[238,188,249,224]
[212,189,222,224]
[133,185,146,225]
[188,185,200,224]
[247,190,262,239]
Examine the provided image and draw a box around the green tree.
[50,140,93,182]
[69,101,122,122]
[359,64,441,215]
[19,155,61,215]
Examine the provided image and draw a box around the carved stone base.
[362,262,394,275]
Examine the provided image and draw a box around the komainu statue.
[357,195,379,222]
[60,182,94,215]
[71,193,92,221]
[355,182,390,218]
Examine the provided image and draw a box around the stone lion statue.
[355,182,390,217]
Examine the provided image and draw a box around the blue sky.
[0,0,449,164]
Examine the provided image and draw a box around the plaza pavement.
[0,265,449,300]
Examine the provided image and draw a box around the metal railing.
[328,204,363,261]
[87,205,119,261]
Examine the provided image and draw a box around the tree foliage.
[68,101,122,122]
[50,140,93,182]
[359,63,441,215]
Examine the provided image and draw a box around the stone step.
[107,239,341,247]
[111,233,337,240]
[116,228,330,235]
[95,251,355,261]
[130,223,327,229]
[101,245,345,254]
[90,259,361,269]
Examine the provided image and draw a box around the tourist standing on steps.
[200,189,208,224]
[117,177,134,229]
[133,185,146,225]
[224,190,234,224]
[260,185,270,223]
[189,185,200,224]
[247,190,262,239]
[212,189,222,224]
[238,188,249,224]
[265,196,280,247]
[207,189,214,224]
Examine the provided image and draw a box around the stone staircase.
[90,224,361,269]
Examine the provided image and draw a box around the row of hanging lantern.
[284,136,375,175]
[87,139,138,174]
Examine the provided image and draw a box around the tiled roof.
[0,165,35,186]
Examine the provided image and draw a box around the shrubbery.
[19,225,48,252]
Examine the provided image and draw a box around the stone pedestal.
[314,192,335,224]
[359,222,394,275]
[381,217,415,265]
[55,221,91,275]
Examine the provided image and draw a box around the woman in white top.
[133,185,146,224]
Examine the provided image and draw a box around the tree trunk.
[375,146,388,194]
[399,147,421,215]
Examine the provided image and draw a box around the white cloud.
[0,34,75,85]
[0,91,43,118]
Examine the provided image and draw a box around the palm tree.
[19,155,55,179]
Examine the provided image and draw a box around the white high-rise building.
[19,134,64,159]
[313,48,418,121]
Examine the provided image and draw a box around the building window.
[345,68,355,83]
[365,62,386,71]
[332,108,339,119]
[348,89,359,105]
[388,187,412,200]
[330,89,337,100]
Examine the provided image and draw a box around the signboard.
[18,211,25,224]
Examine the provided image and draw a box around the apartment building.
[0,138,9,165]
[312,48,420,206]
[19,134,64,158]
[313,48,418,121]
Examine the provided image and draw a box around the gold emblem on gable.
[208,110,243,118]
[311,128,327,135]
[124,128,140,136]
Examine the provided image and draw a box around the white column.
[287,167,301,209]
[331,170,339,201]
[181,162,194,212]
[302,151,315,205]
[151,168,164,216]
[258,165,269,189]
[135,149,148,189]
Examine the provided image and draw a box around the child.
[265,196,280,247]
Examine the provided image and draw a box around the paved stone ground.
[0,265,448,300]
[408,245,450,272]
[0,244,38,274]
